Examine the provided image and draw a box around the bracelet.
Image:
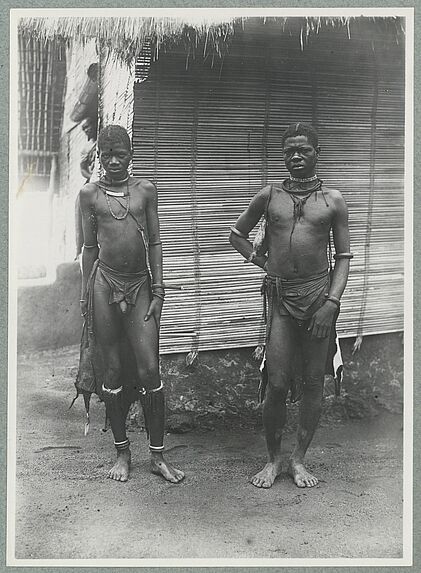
[230,226,249,240]
[153,293,165,301]
[152,283,165,289]
[149,241,162,246]
[80,299,86,303]
[325,294,341,308]
[334,252,354,260]
[83,243,98,249]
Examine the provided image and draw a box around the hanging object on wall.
[70,62,98,122]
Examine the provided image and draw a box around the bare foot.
[108,449,131,482]
[288,460,318,488]
[151,453,185,484]
[250,462,281,488]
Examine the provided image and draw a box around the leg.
[93,277,131,482]
[288,327,330,488]
[251,308,297,488]
[123,282,184,484]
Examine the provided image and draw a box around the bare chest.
[267,189,333,231]
[94,185,147,226]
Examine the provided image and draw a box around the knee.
[266,370,291,398]
[137,363,160,389]
[103,364,122,391]
[302,374,324,393]
[101,382,123,404]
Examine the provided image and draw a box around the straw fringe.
[18,16,404,67]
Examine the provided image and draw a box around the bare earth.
[13,348,403,560]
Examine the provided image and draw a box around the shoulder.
[131,177,157,198]
[322,186,349,222]
[79,182,98,205]
[322,185,347,207]
[250,184,272,209]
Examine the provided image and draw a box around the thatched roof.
[18,15,404,66]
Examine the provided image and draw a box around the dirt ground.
[12,347,404,561]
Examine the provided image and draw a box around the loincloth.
[95,260,150,307]
[259,269,342,403]
[74,260,151,431]
[262,269,330,331]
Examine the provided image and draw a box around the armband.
[334,252,353,260]
[83,243,98,249]
[230,227,249,239]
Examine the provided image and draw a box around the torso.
[266,181,337,279]
[87,177,151,273]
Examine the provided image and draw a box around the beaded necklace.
[97,177,130,220]
[281,178,329,251]
[289,174,318,183]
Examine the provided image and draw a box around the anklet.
[149,444,165,452]
[114,438,130,451]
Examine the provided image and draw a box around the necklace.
[105,174,129,184]
[104,189,126,197]
[97,175,130,197]
[289,174,318,183]
[103,181,130,220]
[281,178,325,251]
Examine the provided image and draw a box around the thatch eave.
[18,15,405,67]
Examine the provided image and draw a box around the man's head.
[81,117,97,141]
[281,122,320,179]
[97,125,132,180]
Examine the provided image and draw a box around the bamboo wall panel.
[18,34,66,176]
[132,21,405,354]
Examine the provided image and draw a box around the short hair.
[281,122,319,148]
[97,125,131,152]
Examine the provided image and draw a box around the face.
[82,119,95,140]
[98,142,132,180]
[282,135,319,178]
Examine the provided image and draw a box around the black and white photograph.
[8,7,413,566]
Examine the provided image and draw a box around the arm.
[80,148,93,181]
[75,192,84,259]
[229,187,270,269]
[327,192,351,301]
[80,144,95,181]
[143,181,164,324]
[80,160,92,181]
[308,191,351,338]
[79,185,99,315]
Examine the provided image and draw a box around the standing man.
[230,123,352,489]
[77,124,184,484]
[76,116,98,259]
[79,116,98,182]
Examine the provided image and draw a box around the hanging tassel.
[352,335,363,354]
[139,391,152,439]
[253,344,265,361]
[84,412,90,436]
[258,353,268,403]
[186,350,198,366]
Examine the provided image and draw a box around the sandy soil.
[12,347,404,561]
